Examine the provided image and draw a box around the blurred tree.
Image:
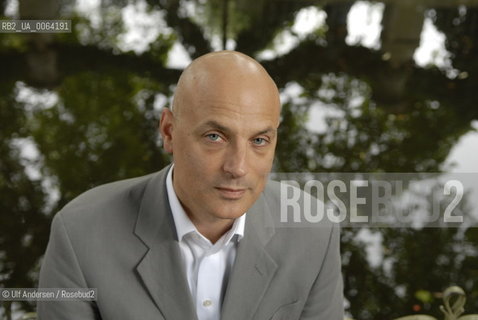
[434,6,478,314]
[30,72,171,208]
[0,82,49,319]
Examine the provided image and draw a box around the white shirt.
[166,166,246,320]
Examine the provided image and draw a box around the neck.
[190,215,235,244]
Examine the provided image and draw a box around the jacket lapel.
[134,166,198,320]
[221,193,278,320]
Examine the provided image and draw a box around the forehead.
[187,97,280,134]
[185,79,278,119]
[211,99,274,117]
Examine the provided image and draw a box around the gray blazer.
[37,165,343,319]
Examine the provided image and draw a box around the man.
[37,51,343,319]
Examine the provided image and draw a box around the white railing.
[346,287,478,320]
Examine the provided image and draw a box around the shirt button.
[202,299,213,307]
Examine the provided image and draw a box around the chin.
[212,208,247,220]
[207,191,260,219]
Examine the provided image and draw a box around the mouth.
[215,187,247,199]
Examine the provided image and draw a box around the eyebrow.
[198,120,277,137]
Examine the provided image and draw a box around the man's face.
[160,64,280,225]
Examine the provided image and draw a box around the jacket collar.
[133,165,278,320]
[134,165,198,320]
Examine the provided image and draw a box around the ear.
[159,108,174,153]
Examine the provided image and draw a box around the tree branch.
[0,43,182,88]
[158,0,212,59]
[262,39,478,120]
[235,0,315,56]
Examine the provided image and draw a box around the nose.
[223,140,248,178]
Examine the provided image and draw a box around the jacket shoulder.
[57,172,158,223]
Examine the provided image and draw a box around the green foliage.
[0,82,49,318]
[30,71,170,207]
[415,290,433,304]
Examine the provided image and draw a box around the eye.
[206,133,221,142]
[252,137,268,146]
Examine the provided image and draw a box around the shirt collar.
[166,164,246,244]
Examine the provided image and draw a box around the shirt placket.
[195,240,225,320]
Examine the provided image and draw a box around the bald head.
[171,51,280,118]
[159,51,281,237]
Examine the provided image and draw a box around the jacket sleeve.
[37,213,101,320]
[300,223,344,320]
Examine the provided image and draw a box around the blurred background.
[1,0,477,319]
